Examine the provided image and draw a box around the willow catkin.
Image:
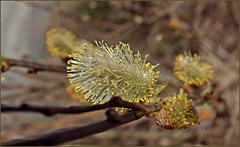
[67,41,161,105]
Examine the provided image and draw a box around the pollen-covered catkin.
[46,28,81,58]
[155,90,199,129]
[67,41,161,105]
[173,52,213,86]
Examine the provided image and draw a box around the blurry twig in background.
[23,2,119,30]
[2,58,66,73]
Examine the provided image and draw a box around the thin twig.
[1,96,162,116]
[1,111,144,146]
[1,103,108,116]
[4,58,66,73]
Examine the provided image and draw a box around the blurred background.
[1,1,239,146]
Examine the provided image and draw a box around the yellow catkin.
[155,90,199,129]
[46,28,82,58]
[67,41,161,105]
[173,52,213,87]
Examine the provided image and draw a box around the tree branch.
[1,97,162,145]
[1,96,162,116]
[3,58,66,73]
[1,111,144,146]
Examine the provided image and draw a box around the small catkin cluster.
[67,41,161,105]
[155,90,199,129]
[46,28,81,58]
[173,52,213,87]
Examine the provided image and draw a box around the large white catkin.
[67,41,161,105]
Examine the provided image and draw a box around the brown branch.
[1,103,108,116]
[1,111,144,146]
[1,97,162,145]
[4,58,66,73]
[1,96,161,116]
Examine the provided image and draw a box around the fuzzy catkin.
[67,41,161,105]
[46,28,81,58]
[174,52,213,86]
[155,90,199,129]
